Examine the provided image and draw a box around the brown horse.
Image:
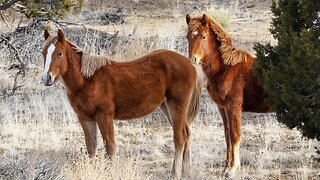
[186,13,272,177]
[41,29,202,179]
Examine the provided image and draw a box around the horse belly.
[114,95,165,120]
[113,80,166,120]
[243,88,272,113]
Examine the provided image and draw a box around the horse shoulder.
[66,77,114,118]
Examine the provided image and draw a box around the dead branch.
[11,68,23,94]
[0,36,26,94]
[44,19,87,31]
[0,11,11,30]
[0,0,20,10]
[0,36,24,66]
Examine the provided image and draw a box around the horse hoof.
[182,172,191,179]
[224,172,235,179]
[224,172,230,178]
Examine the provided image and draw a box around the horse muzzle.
[41,73,54,86]
[190,55,202,65]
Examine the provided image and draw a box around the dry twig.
[0,36,26,94]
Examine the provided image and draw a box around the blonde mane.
[42,35,111,78]
[205,13,251,66]
[80,52,112,78]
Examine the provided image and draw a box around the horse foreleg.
[218,106,232,173]
[225,106,242,178]
[96,112,116,160]
[79,119,97,158]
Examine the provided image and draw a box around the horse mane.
[80,52,112,78]
[42,35,112,78]
[204,13,252,66]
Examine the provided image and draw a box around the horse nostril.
[47,74,52,81]
[191,56,197,62]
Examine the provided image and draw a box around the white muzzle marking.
[191,54,202,64]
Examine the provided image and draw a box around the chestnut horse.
[186,14,272,177]
[40,29,202,179]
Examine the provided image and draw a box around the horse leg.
[218,106,232,174]
[225,106,242,178]
[160,100,172,126]
[182,125,191,179]
[166,99,189,180]
[95,112,116,160]
[79,119,97,158]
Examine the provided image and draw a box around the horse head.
[41,29,68,86]
[186,13,217,64]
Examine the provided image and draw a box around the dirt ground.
[0,0,319,179]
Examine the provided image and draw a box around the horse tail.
[186,63,203,126]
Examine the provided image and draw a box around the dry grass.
[0,0,319,179]
[0,89,319,179]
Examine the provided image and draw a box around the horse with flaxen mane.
[186,13,272,177]
[41,29,202,179]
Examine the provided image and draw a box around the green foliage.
[254,0,320,139]
[20,0,83,19]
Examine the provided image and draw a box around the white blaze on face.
[192,30,198,36]
[42,43,56,75]
[41,43,56,85]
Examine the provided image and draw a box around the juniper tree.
[0,0,83,19]
[254,0,320,139]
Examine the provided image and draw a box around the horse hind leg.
[79,119,97,158]
[182,125,191,179]
[166,99,190,180]
[160,100,172,126]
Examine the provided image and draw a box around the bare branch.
[53,19,87,30]
[0,36,24,65]
[0,36,26,94]
[0,11,11,30]
[0,0,21,10]
[36,18,87,31]
[11,68,24,94]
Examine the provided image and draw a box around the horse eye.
[202,36,206,39]
[58,52,63,57]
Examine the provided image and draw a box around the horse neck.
[62,44,85,93]
[202,38,225,75]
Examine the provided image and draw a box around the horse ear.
[201,13,209,26]
[44,29,50,40]
[186,14,191,25]
[57,29,65,43]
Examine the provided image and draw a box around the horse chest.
[67,92,98,119]
[206,72,242,106]
[206,82,224,104]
